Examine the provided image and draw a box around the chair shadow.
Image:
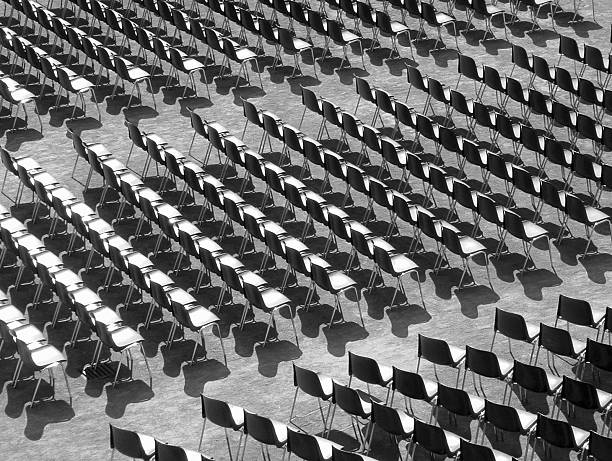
[24,400,75,441]
[183,359,230,398]
[455,284,500,319]
[386,304,432,338]
[254,340,302,378]
[579,252,612,284]
[517,268,563,301]
[322,321,369,357]
[104,379,154,418]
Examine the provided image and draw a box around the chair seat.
[9,87,35,103]
[107,325,144,350]
[489,447,515,461]
[327,270,357,293]
[522,221,548,240]
[486,4,504,15]
[571,425,590,448]
[516,408,537,432]
[583,206,610,225]
[397,410,415,436]
[525,322,540,341]
[91,306,122,326]
[570,337,586,356]
[379,363,394,383]
[546,372,563,393]
[449,344,466,364]
[185,305,220,330]
[443,428,461,454]
[258,287,291,310]
[497,357,514,377]
[435,12,455,25]
[69,76,95,92]
[14,324,46,345]
[28,344,66,369]
[183,447,206,461]
[291,38,312,51]
[182,57,205,72]
[315,434,342,460]
[126,66,150,81]
[138,433,156,458]
[270,419,289,446]
[0,304,25,324]
[389,21,409,34]
[596,388,612,409]
[458,235,487,255]
[234,47,258,61]
[468,393,485,414]
[423,378,439,399]
[389,253,419,275]
[340,30,360,42]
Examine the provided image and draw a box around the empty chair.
[555,375,612,426]
[375,10,413,60]
[368,401,414,454]
[390,366,438,416]
[327,381,372,449]
[531,413,589,460]
[434,383,485,426]
[289,364,334,433]
[491,308,539,361]
[440,226,491,289]
[508,359,562,406]
[109,424,155,460]
[242,410,289,459]
[481,400,536,457]
[324,19,365,69]
[583,431,612,461]
[555,294,606,341]
[417,334,466,385]
[199,395,245,459]
[462,345,513,397]
[348,351,393,400]
[535,323,586,377]
[464,0,508,41]
[584,338,612,383]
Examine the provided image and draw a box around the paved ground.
[0,0,611,459]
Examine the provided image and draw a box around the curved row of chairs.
[127,114,376,322]
[350,76,612,258]
[2,147,227,375]
[0,279,71,407]
[246,97,496,288]
[70,132,301,346]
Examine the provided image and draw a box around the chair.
[327,382,372,449]
[532,413,589,460]
[324,19,365,69]
[491,308,539,361]
[55,67,101,121]
[375,10,413,60]
[242,410,289,459]
[462,345,513,397]
[390,367,438,416]
[199,395,245,459]
[155,440,211,461]
[369,401,414,454]
[111,56,155,109]
[109,424,155,460]
[407,419,461,460]
[434,383,485,426]
[500,211,553,273]
[278,28,317,78]
[562,194,612,258]
[220,39,264,90]
[508,359,562,406]
[417,334,466,385]
[348,351,393,400]
[12,337,72,407]
[306,262,363,328]
[167,47,210,99]
[555,375,612,426]
[289,364,334,433]
[535,323,586,378]
[481,400,536,457]
[420,2,459,52]
[0,79,41,133]
[584,431,612,460]
[441,226,491,289]
[331,447,377,461]
[465,0,508,41]
[458,439,517,461]
[555,294,605,341]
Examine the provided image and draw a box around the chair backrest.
[418,334,454,366]
[458,439,504,461]
[465,345,503,379]
[539,323,575,357]
[412,419,452,456]
[536,413,579,449]
[243,410,282,446]
[348,351,389,388]
[155,440,209,461]
[437,383,476,417]
[370,400,413,437]
[332,381,370,418]
[511,359,551,393]
[483,399,521,433]
[557,294,596,328]
[493,308,531,342]
[585,338,612,372]
[293,363,331,398]
[560,375,600,410]
[109,424,153,460]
